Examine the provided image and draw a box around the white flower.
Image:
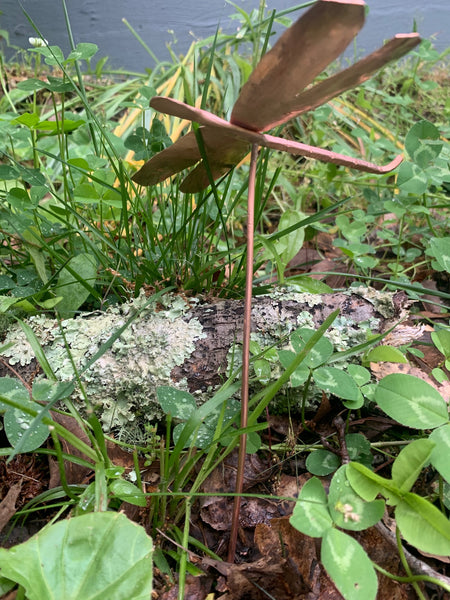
[29,37,48,48]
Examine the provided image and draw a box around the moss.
[2,293,206,431]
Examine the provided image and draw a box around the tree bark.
[172,289,409,391]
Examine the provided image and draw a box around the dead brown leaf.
[0,481,22,533]
[371,361,450,401]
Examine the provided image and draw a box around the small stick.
[228,143,259,561]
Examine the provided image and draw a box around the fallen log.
[0,288,411,433]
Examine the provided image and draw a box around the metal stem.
[228,143,258,562]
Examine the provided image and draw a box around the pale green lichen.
[350,285,396,318]
[2,293,206,430]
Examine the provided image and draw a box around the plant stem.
[396,526,427,600]
[228,143,258,562]
[177,497,191,600]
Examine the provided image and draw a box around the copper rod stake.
[228,143,259,561]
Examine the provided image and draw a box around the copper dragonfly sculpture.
[132,0,420,560]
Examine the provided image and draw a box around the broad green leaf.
[156,386,196,420]
[396,493,450,556]
[347,462,401,506]
[426,238,450,273]
[4,400,50,451]
[54,253,98,317]
[290,477,333,537]
[254,358,271,383]
[277,350,309,387]
[313,366,360,401]
[0,377,29,409]
[375,374,448,429]
[290,328,334,368]
[13,112,40,128]
[432,367,448,384]
[0,165,19,180]
[16,78,47,92]
[346,364,371,386]
[73,183,100,201]
[36,118,85,134]
[32,380,71,403]
[345,433,372,467]
[30,44,65,66]
[173,398,241,449]
[288,276,333,294]
[328,466,384,531]
[0,577,15,595]
[0,296,20,313]
[274,208,305,265]
[109,479,147,507]
[306,449,340,476]
[0,512,153,600]
[405,120,442,168]
[321,528,378,600]
[392,439,435,493]
[397,161,428,194]
[431,327,450,359]
[67,42,98,61]
[429,424,450,482]
[365,345,408,364]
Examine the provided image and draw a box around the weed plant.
[0,2,449,599]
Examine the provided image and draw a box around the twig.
[375,521,450,590]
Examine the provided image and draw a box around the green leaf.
[426,238,450,273]
[290,328,334,368]
[0,512,153,600]
[67,42,98,61]
[0,377,29,409]
[277,350,309,387]
[0,577,15,595]
[0,296,21,313]
[54,253,98,317]
[347,462,401,506]
[289,477,333,537]
[156,386,196,420]
[13,112,40,128]
[313,366,360,401]
[396,493,450,556]
[36,118,85,134]
[254,358,271,383]
[328,466,384,531]
[375,374,448,429]
[345,433,372,467]
[3,399,50,452]
[321,528,378,600]
[429,424,450,482]
[391,439,435,493]
[288,276,333,293]
[273,208,305,265]
[431,327,450,359]
[31,45,65,66]
[306,449,340,476]
[365,345,408,364]
[32,380,71,403]
[0,165,20,180]
[109,479,147,507]
[405,120,443,168]
[397,161,428,194]
[174,397,241,449]
[346,365,371,386]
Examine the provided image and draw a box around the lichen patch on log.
[0,288,410,436]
